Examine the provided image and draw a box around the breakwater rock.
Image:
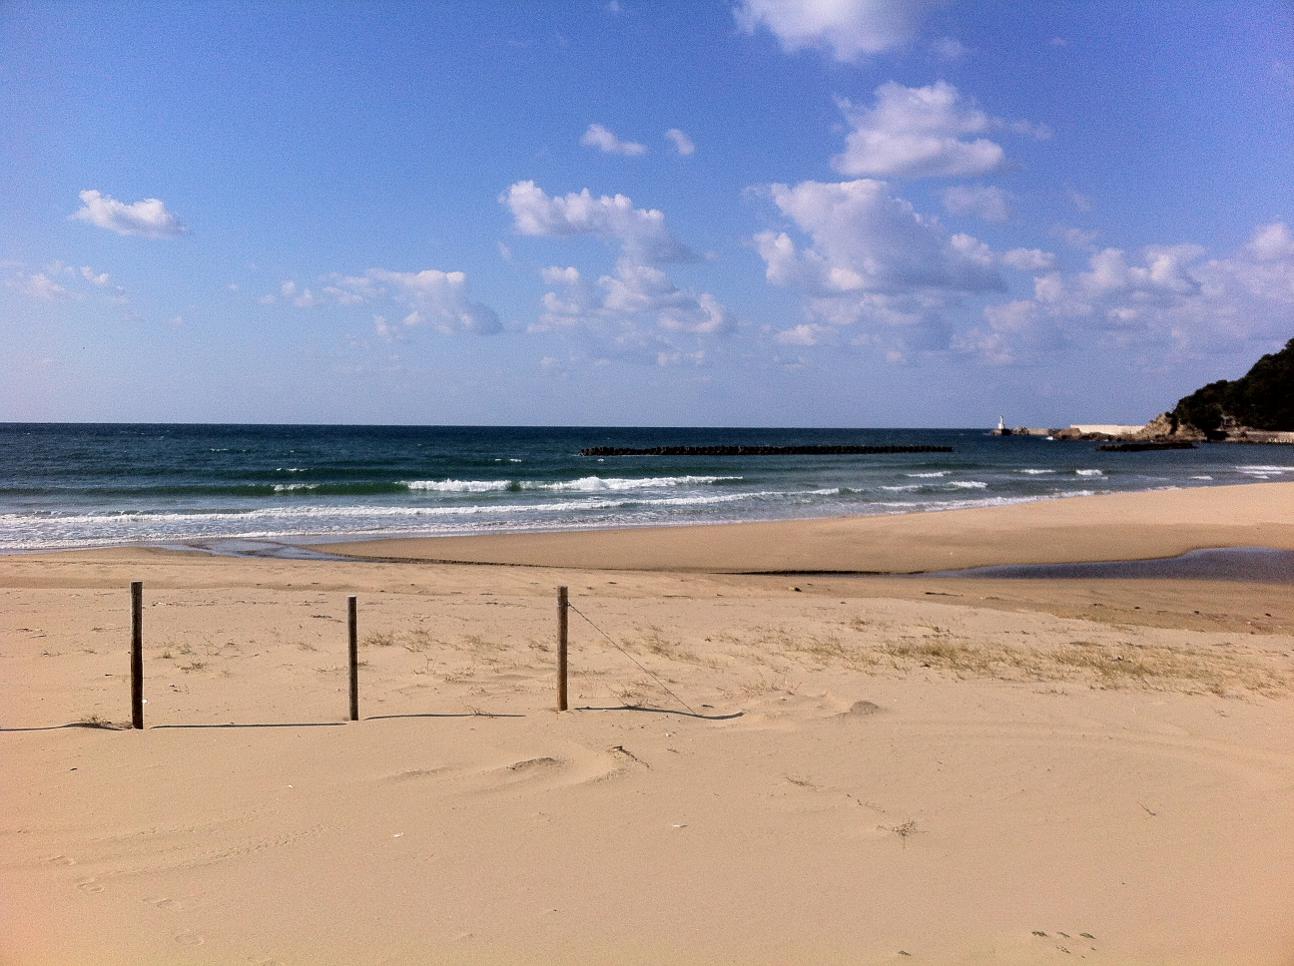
[579,444,954,457]
[1097,441,1198,452]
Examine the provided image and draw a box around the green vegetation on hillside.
[1174,338,1294,434]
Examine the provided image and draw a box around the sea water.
[2,423,1292,552]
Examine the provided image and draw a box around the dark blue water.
[2,424,1291,551]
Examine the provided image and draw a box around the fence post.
[130,581,144,729]
[348,596,359,722]
[557,586,569,711]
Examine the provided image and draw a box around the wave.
[1017,468,1055,475]
[1076,469,1104,477]
[403,479,513,493]
[400,475,740,494]
[947,480,989,489]
[905,471,947,478]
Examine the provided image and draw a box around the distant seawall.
[579,444,954,457]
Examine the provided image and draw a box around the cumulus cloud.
[665,128,696,156]
[580,123,648,156]
[71,189,187,238]
[755,177,1003,355]
[734,0,946,61]
[756,178,1002,294]
[942,184,1012,222]
[331,268,501,335]
[501,180,731,363]
[833,82,1044,179]
[958,222,1294,364]
[501,180,696,263]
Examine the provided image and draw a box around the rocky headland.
[1003,337,1294,445]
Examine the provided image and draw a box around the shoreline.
[315,480,1294,574]
[9,479,1292,572]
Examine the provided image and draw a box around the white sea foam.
[880,484,922,492]
[1076,469,1104,477]
[906,471,947,478]
[524,475,739,492]
[272,483,318,492]
[1189,475,1214,480]
[401,475,739,494]
[1018,468,1055,475]
[403,479,512,493]
[947,480,989,489]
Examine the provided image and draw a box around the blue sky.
[3,0,1291,426]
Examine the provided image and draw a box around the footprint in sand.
[143,895,184,911]
[76,876,105,894]
[46,854,76,866]
[174,931,206,946]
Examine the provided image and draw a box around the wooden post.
[557,586,568,711]
[130,581,143,729]
[347,596,359,722]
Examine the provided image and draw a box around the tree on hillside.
[1173,338,1294,434]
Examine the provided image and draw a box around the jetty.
[579,444,953,457]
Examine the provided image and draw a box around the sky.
[2,0,1292,427]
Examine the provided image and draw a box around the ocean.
[2,423,1292,552]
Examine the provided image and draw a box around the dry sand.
[3,484,1294,965]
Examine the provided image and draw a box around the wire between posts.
[565,601,699,716]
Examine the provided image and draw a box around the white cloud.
[541,265,582,285]
[757,178,1003,294]
[665,128,696,156]
[775,323,829,346]
[734,0,946,61]
[1249,221,1294,261]
[755,177,1003,354]
[501,180,695,263]
[833,82,1044,179]
[930,36,969,60]
[833,82,1045,181]
[580,123,647,156]
[501,180,731,363]
[71,189,186,238]
[14,273,69,300]
[79,266,112,286]
[959,222,1294,363]
[332,268,501,335]
[942,184,1012,222]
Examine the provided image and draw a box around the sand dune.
[4,484,1294,964]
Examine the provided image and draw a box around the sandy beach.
[4,483,1294,965]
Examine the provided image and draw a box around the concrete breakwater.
[578,444,954,457]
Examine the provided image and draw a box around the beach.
[4,483,1294,965]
